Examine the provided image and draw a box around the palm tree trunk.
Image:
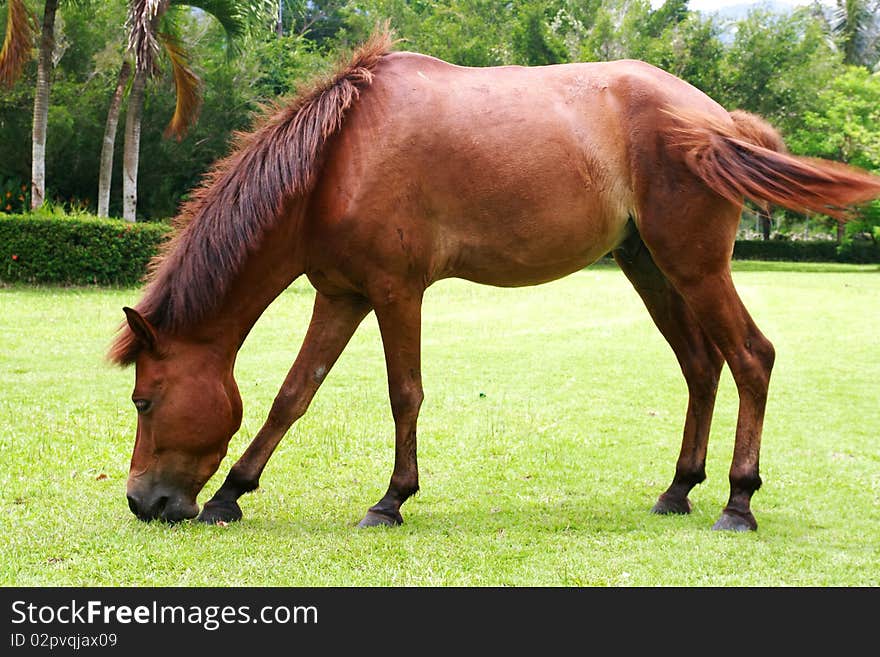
[759,207,771,240]
[31,0,58,210]
[122,65,147,222]
[97,59,132,218]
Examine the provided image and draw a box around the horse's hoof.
[357,510,402,528]
[712,509,757,532]
[197,500,243,524]
[651,493,692,515]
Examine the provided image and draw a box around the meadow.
[1,261,878,586]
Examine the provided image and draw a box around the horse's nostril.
[127,493,171,520]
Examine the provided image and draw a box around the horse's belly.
[450,211,629,287]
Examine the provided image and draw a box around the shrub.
[1,211,171,285]
[732,239,880,263]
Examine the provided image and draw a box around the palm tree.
[121,0,263,221]
[0,0,90,209]
[30,0,58,209]
[97,57,131,217]
[831,0,880,68]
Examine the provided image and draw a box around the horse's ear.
[123,307,159,353]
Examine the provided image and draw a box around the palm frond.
[127,0,167,72]
[171,0,268,53]
[0,0,38,88]
[831,0,880,65]
[158,30,202,141]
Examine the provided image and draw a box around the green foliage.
[0,210,171,285]
[717,8,842,135]
[640,14,725,94]
[783,67,880,242]
[0,0,878,235]
[578,0,654,62]
[354,0,516,66]
[251,33,331,97]
[0,1,131,213]
[510,2,568,65]
[0,177,29,212]
[278,0,352,45]
[787,66,880,169]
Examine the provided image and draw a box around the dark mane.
[108,28,393,366]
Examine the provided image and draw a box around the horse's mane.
[108,27,393,366]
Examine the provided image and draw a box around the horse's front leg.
[198,292,371,524]
[358,288,424,528]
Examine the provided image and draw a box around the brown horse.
[109,29,880,531]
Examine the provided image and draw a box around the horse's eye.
[133,398,152,414]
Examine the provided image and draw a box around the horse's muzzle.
[126,486,199,523]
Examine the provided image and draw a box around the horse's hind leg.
[358,286,424,528]
[637,199,775,531]
[613,226,724,516]
[198,291,371,524]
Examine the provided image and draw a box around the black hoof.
[357,510,402,528]
[651,493,692,515]
[712,509,757,532]
[197,500,243,524]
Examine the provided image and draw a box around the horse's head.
[120,307,242,522]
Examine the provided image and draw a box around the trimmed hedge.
[732,238,880,263]
[1,212,877,286]
[1,213,172,285]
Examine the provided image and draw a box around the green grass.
[1,262,878,586]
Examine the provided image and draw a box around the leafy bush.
[1,211,171,285]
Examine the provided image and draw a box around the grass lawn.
[0,261,878,586]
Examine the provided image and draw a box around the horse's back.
[307,51,726,290]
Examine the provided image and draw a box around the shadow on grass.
[196,494,740,538]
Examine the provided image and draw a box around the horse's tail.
[662,107,880,219]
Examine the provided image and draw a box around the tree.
[787,65,880,240]
[97,57,130,216]
[831,0,880,68]
[29,0,58,209]
[718,8,842,136]
[122,0,263,221]
[641,13,724,95]
[0,1,93,209]
[275,0,349,44]
[510,1,568,66]
[578,0,663,63]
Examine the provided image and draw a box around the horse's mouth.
[128,494,199,523]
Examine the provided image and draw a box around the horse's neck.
[190,210,306,358]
